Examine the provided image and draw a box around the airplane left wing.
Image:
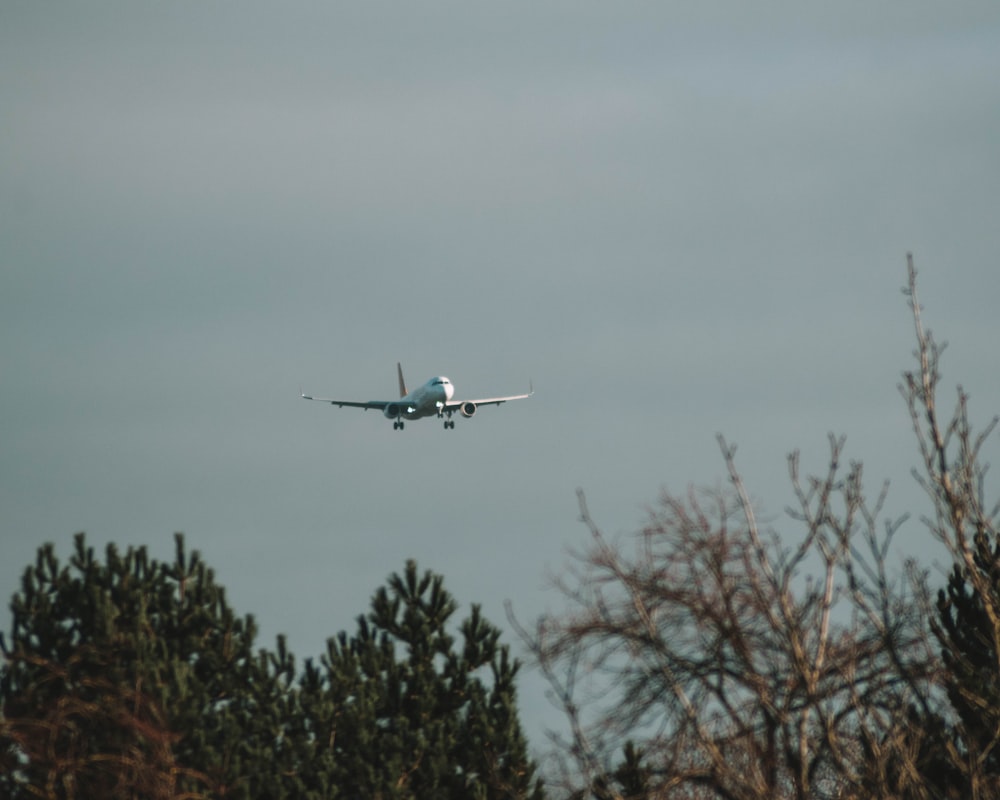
[444,382,534,410]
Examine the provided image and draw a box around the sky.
[3,0,1000,754]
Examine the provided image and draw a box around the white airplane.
[302,363,533,430]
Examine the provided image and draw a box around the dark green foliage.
[585,742,651,800]
[931,529,1000,794]
[0,533,295,799]
[1,538,543,799]
[294,560,545,799]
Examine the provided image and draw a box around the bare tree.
[514,256,997,800]
[900,254,1000,799]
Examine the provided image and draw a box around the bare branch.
[521,256,1000,800]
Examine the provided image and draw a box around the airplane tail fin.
[397,362,408,398]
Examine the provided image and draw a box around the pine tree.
[579,742,652,800]
[2,544,545,799]
[931,530,1000,795]
[0,532,295,799]
[296,559,545,799]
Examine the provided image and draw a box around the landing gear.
[443,419,455,430]
[393,420,405,430]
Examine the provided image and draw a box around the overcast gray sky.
[3,1,999,750]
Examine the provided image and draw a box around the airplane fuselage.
[383,376,455,421]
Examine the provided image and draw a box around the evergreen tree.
[295,559,545,799]
[931,530,1000,795]
[0,532,295,799]
[2,541,544,799]
[582,742,652,800]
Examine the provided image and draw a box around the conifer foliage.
[295,560,544,799]
[935,536,1000,788]
[0,539,543,799]
[0,533,295,799]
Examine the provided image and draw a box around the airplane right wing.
[301,392,388,410]
[301,363,408,411]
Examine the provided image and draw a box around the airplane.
[302,363,533,430]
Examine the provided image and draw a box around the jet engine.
[459,401,477,418]
[383,403,401,420]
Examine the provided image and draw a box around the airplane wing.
[301,392,388,410]
[444,383,534,410]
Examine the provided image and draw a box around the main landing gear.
[390,416,455,430]
[438,409,455,430]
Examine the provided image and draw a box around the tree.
[514,256,996,800]
[293,559,545,800]
[1,547,544,799]
[0,649,182,800]
[0,533,296,799]
[516,473,937,800]
[900,256,1000,799]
